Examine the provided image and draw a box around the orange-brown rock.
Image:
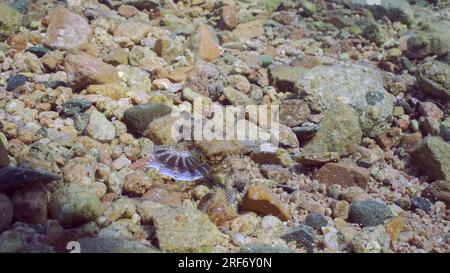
[217,5,238,30]
[44,6,92,50]
[241,185,290,221]
[190,24,220,62]
[314,163,370,189]
[376,127,402,150]
[64,53,120,90]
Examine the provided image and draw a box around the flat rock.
[349,200,393,227]
[314,162,370,189]
[279,99,310,127]
[295,62,394,137]
[153,205,223,252]
[409,136,450,181]
[64,53,120,91]
[300,104,362,162]
[123,103,172,135]
[241,185,290,221]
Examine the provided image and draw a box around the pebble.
[122,103,172,135]
[6,75,28,91]
[61,99,92,117]
[241,185,290,221]
[314,163,370,189]
[85,111,116,142]
[48,183,103,228]
[281,224,316,252]
[349,200,393,227]
[410,196,432,212]
[304,213,328,230]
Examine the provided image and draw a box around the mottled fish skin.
[146,146,209,182]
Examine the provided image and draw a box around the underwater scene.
[0,0,449,254]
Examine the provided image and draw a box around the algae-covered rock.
[345,0,414,25]
[153,205,224,252]
[406,21,450,60]
[416,61,450,101]
[296,62,394,137]
[301,104,363,159]
[0,3,22,42]
[409,136,450,181]
[49,184,104,228]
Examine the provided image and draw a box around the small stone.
[153,205,223,252]
[48,183,103,228]
[376,127,402,150]
[189,24,220,62]
[64,53,120,91]
[409,136,450,181]
[419,102,444,121]
[268,65,306,92]
[112,155,131,171]
[241,185,290,221]
[26,46,50,58]
[217,5,238,30]
[349,200,393,227]
[123,103,172,135]
[123,170,151,196]
[350,225,390,253]
[279,99,310,127]
[332,200,350,219]
[61,99,92,116]
[416,61,450,100]
[44,6,92,50]
[7,34,27,50]
[384,216,405,242]
[86,111,116,142]
[393,106,404,117]
[118,5,139,18]
[6,75,28,91]
[314,162,370,189]
[410,196,432,212]
[143,114,181,145]
[422,180,450,207]
[0,193,13,232]
[114,20,152,43]
[304,213,328,230]
[281,224,316,252]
